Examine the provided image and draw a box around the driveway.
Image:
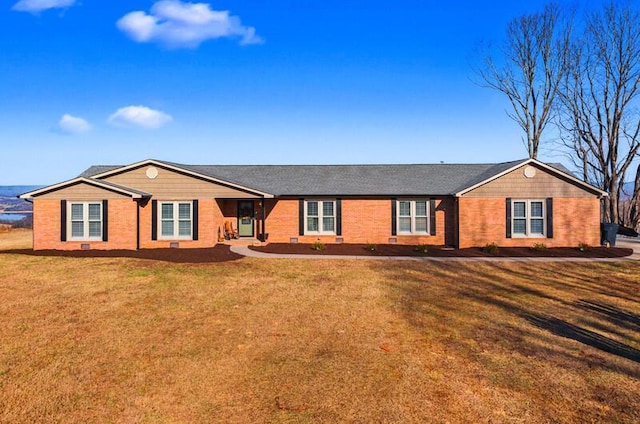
[616,236,640,260]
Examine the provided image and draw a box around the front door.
[237,200,254,237]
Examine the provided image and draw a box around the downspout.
[261,196,266,242]
[136,200,140,250]
[24,198,34,249]
[454,196,460,249]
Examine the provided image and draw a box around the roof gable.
[82,159,275,198]
[454,158,607,197]
[19,177,151,200]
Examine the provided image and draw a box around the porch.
[216,198,269,243]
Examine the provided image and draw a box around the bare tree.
[477,3,571,158]
[558,2,640,225]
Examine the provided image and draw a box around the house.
[19,158,607,250]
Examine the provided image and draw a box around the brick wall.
[264,198,454,245]
[457,197,601,248]
[138,198,222,249]
[33,198,225,250]
[34,194,600,250]
[33,199,138,250]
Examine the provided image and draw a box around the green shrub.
[311,241,325,251]
[578,242,590,252]
[413,244,429,253]
[365,242,377,251]
[483,242,499,255]
[531,242,547,252]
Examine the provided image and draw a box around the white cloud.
[108,105,173,129]
[57,114,91,134]
[12,0,75,13]
[116,0,263,48]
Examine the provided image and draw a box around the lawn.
[0,231,639,423]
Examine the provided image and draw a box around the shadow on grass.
[523,312,640,363]
[0,245,244,263]
[574,299,640,331]
[373,260,640,377]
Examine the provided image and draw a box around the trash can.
[600,223,619,246]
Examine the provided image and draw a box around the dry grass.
[0,231,639,423]
[0,227,31,250]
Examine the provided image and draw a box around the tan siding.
[34,183,130,200]
[464,164,598,198]
[104,165,260,199]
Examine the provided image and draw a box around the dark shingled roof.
[80,159,575,197]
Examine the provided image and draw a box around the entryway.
[237,200,254,237]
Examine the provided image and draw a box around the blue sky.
[1,0,580,184]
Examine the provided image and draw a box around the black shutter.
[102,200,108,242]
[429,198,436,236]
[151,200,158,241]
[391,198,397,236]
[506,198,512,238]
[546,198,553,238]
[336,198,342,236]
[298,198,304,236]
[60,200,67,242]
[192,200,199,240]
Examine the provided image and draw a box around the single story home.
[19,158,607,250]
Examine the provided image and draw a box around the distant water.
[0,213,29,222]
[0,186,41,197]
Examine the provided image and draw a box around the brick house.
[19,158,607,250]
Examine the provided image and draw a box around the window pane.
[415,217,428,232]
[322,201,334,217]
[71,221,84,237]
[307,201,318,217]
[513,202,526,218]
[307,217,318,232]
[399,201,411,217]
[178,203,191,220]
[513,218,526,234]
[415,201,427,217]
[89,222,101,237]
[162,221,174,237]
[161,204,173,219]
[531,218,544,235]
[71,204,83,220]
[178,220,191,236]
[399,217,411,232]
[530,201,543,218]
[89,204,101,221]
[323,217,335,232]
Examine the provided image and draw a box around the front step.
[221,238,264,247]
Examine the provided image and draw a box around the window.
[69,202,102,240]
[160,202,192,239]
[512,200,545,237]
[305,200,335,234]
[396,199,429,235]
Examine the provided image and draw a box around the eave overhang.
[18,177,152,200]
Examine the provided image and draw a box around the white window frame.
[396,199,430,235]
[69,202,102,241]
[304,199,336,235]
[159,201,193,240]
[512,199,546,238]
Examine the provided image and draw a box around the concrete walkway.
[231,237,640,262]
